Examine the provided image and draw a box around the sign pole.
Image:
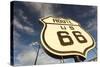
[74,56,82,62]
[34,44,40,65]
[60,56,64,63]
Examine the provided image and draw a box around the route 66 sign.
[40,16,95,58]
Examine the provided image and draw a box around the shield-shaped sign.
[40,16,95,58]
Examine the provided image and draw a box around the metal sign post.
[74,56,82,62]
[34,44,40,65]
[60,56,64,63]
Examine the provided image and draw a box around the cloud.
[80,7,97,18]
[24,2,62,17]
[13,30,21,39]
[30,41,60,65]
[17,9,33,26]
[13,17,23,30]
[86,18,97,32]
[15,41,60,65]
[36,48,60,65]
[23,26,34,34]
[13,16,34,35]
[15,41,39,65]
[16,47,37,65]
[13,30,21,48]
[30,41,39,46]
[77,6,97,32]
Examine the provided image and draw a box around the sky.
[11,1,97,66]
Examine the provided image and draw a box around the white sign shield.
[40,16,95,58]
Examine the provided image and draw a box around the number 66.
[57,31,87,46]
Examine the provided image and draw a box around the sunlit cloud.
[13,16,34,35]
[24,2,62,17]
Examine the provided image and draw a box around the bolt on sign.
[40,16,95,58]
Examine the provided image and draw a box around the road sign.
[40,16,95,58]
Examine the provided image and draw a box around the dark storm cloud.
[23,2,97,32]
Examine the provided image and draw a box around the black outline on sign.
[41,16,95,57]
